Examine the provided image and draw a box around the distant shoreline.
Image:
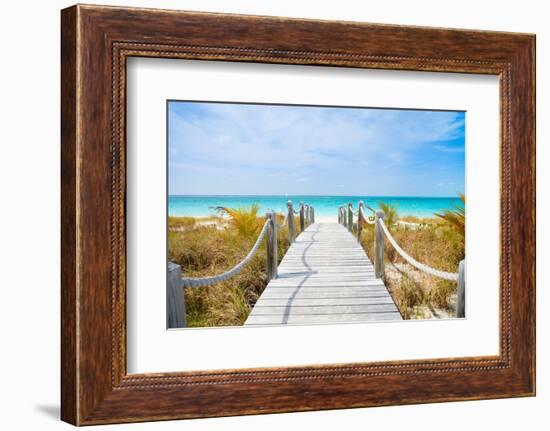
[168,194,460,199]
[168,195,462,219]
[169,215,438,224]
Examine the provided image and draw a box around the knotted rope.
[359,206,376,225]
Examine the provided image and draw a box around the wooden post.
[305,205,310,225]
[343,206,346,226]
[311,207,315,224]
[167,262,186,328]
[456,259,465,318]
[341,206,346,226]
[374,210,385,279]
[299,202,305,232]
[287,200,296,243]
[266,211,278,282]
[347,203,353,233]
[357,201,364,242]
[344,206,347,226]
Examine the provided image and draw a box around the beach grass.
[358,206,464,319]
[168,211,293,327]
[168,216,197,230]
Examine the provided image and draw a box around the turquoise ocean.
[168,195,462,219]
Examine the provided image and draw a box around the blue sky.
[168,101,465,197]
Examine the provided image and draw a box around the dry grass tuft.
[169,206,293,327]
[168,216,196,230]
[359,199,465,319]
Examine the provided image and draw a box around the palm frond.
[214,204,262,238]
[378,202,399,229]
[435,193,465,238]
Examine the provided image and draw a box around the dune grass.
[358,200,465,319]
[168,216,197,230]
[168,209,293,327]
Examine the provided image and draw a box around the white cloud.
[168,102,465,196]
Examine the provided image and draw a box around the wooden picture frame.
[61,4,535,425]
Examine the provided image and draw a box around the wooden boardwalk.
[245,222,402,326]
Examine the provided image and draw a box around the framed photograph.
[61,4,535,425]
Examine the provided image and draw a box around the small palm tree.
[214,204,262,238]
[378,202,399,229]
[435,193,465,238]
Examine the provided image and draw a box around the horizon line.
[168,194,462,198]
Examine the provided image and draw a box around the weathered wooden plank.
[277,270,376,274]
[266,286,389,291]
[254,297,395,306]
[267,280,384,287]
[244,222,402,325]
[246,312,402,325]
[276,271,377,276]
[259,292,391,298]
[279,264,370,268]
[279,260,369,264]
[259,292,391,299]
[249,303,400,315]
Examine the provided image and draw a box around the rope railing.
[277,212,288,229]
[359,205,376,225]
[180,219,271,288]
[365,205,376,214]
[177,200,315,289]
[338,200,465,318]
[377,218,459,281]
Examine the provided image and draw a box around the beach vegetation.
[378,202,399,229]
[168,216,196,230]
[169,205,292,327]
[359,198,465,319]
[214,204,263,239]
[435,193,466,240]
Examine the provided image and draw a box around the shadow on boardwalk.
[245,222,402,326]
